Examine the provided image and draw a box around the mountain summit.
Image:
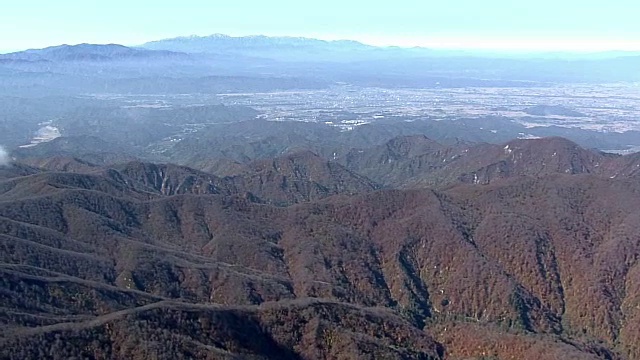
[143,34,373,52]
[141,34,379,61]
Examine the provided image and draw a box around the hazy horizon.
[2,0,639,54]
[3,32,640,57]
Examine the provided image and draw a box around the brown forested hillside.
[2,137,640,359]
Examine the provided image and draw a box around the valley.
[217,82,640,133]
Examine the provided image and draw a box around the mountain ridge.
[0,43,190,63]
[342,135,639,188]
[2,158,640,358]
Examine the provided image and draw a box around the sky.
[1,0,640,53]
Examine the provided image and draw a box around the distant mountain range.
[0,43,189,63]
[1,34,640,94]
[142,34,640,60]
[143,34,375,52]
[2,34,640,63]
[142,34,424,62]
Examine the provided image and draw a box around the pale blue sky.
[1,0,639,52]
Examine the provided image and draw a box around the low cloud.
[0,146,10,166]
